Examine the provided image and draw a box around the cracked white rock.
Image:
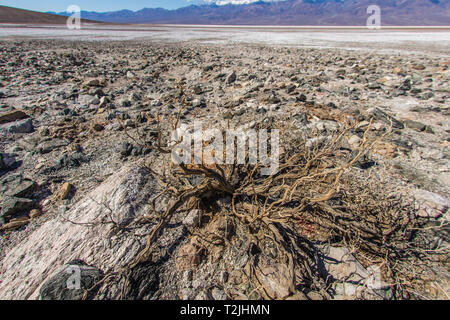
[0,165,156,300]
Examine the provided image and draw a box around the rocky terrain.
[0,39,449,300]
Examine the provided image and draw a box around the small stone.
[399,78,412,91]
[412,64,426,71]
[226,71,236,84]
[0,110,28,124]
[193,85,203,95]
[39,127,50,137]
[99,96,108,107]
[119,98,131,108]
[126,71,136,79]
[372,122,385,131]
[151,99,162,107]
[348,135,361,148]
[183,209,201,229]
[254,257,294,299]
[356,121,370,130]
[37,139,70,154]
[366,107,404,129]
[175,238,206,271]
[29,208,43,219]
[0,153,17,169]
[129,92,141,101]
[367,83,382,90]
[0,118,34,134]
[56,182,73,201]
[7,180,36,197]
[207,217,234,240]
[211,288,227,300]
[83,79,103,87]
[0,217,29,231]
[293,112,308,125]
[413,189,449,219]
[1,197,34,219]
[90,97,100,105]
[297,93,307,102]
[404,119,426,132]
[286,84,296,94]
[192,98,205,108]
[119,142,133,157]
[91,123,104,132]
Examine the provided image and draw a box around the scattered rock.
[0,118,34,134]
[56,182,73,201]
[347,135,361,148]
[226,71,236,84]
[366,107,404,129]
[404,119,426,132]
[29,208,43,219]
[254,256,294,299]
[99,96,108,107]
[0,110,28,124]
[0,217,29,231]
[413,189,450,219]
[39,261,103,300]
[207,217,234,240]
[0,153,18,170]
[1,197,34,220]
[83,79,104,87]
[0,39,447,301]
[119,142,133,157]
[37,139,70,154]
[176,237,206,271]
[91,123,104,132]
[6,179,36,198]
[126,71,136,79]
[0,153,5,170]
[320,245,392,300]
[183,209,201,229]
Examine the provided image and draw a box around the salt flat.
[0,24,449,55]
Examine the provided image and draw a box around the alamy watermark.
[367,5,381,30]
[66,5,81,30]
[66,265,81,290]
[171,121,280,176]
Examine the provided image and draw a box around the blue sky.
[1,1,209,12]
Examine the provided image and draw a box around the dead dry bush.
[89,104,447,300]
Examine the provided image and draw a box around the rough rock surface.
[0,166,156,299]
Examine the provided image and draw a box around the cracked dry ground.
[0,39,449,300]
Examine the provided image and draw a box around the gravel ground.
[0,35,448,300]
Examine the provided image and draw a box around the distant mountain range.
[47,0,450,26]
[0,5,97,24]
[0,0,448,26]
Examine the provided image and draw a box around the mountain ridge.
[46,0,450,26]
[0,5,100,24]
